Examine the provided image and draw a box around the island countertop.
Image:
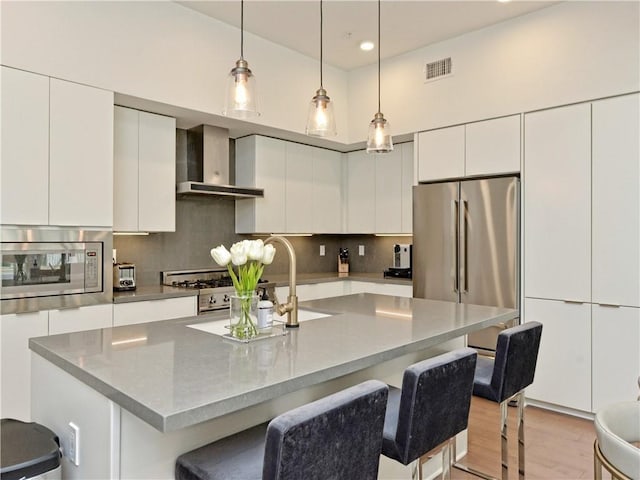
[30,293,518,433]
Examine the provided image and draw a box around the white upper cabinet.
[285,142,313,233]
[465,115,521,176]
[400,143,414,234]
[375,148,403,234]
[524,103,591,302]
[1,67,49,225]
[592,94,640,308]
[49,78,113,227]
[1,69,113,227]
[312,148,342,233]
[417,125,465,182]
[346,150,376,233]
[236,136,286,233]
[114,106,176,232]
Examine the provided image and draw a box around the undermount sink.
[187,309,331,337]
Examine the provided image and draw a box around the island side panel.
[31,353,118,479]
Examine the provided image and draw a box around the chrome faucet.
[264,236,298,328]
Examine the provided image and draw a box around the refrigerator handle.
[461,199,469,294]
[452,200,459,293]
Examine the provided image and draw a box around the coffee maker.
[384,244,412,279]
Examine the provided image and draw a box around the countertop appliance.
[113,263,136,291]
[413,176,520,354]
[1,226,112,314]
[384,244,412,279]
[162,268,274,314]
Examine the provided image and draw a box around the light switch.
[319,245,325,256]
[359,245,365,256]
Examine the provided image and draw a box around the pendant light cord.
[377,0,381,113]
[320,0,324,88]
[240,0,245,60]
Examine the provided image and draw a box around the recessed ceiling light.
[360,41,375,51]
[497,0,511,3]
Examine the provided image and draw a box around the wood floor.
[454,397,597,480]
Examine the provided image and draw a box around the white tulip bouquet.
[210,239,276,338]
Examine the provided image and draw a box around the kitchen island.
[30,293,517,479]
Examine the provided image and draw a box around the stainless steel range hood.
[176,125,264,198]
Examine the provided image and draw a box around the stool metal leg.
[517,391,525,480]
[500,399,508,480]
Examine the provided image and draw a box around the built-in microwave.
[1,226,112,314]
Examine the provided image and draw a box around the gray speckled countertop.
[112,272,410,303]
[30,293,517,433]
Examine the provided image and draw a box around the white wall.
[348,1,640,141]
[2,2,638,146]
[0,1,350,143]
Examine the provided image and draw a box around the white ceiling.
[177,0,558,71]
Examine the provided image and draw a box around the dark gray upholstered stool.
[454,321,543,480]
[175,379,388,480]
[381,348,478,480]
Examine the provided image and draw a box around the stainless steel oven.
[1,226,112,314]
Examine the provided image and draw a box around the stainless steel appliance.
[113,263,136,291]
[1,226,112,314]
[413,176,519,353]
[393,244,412,269]
[162,268,274,314]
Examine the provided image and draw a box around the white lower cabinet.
[0,310,49,420]
[592,304,640,410]
[113,296,197,327]
[524,298,592,412]
[348,281,412,298]
[48,304,113,335]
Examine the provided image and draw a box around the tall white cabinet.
[523,93,640,412]
[1,67,113,227]
[114,106,176,232]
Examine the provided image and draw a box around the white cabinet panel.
[592,305,640,410]
[49,79,113,227]
[524,104,591,302]
[312,149,342,233]
[465,115,520,176]
[524,298,591,412]
[285,142,313,233]
[346,150,375,233]
[417,126,464,182]
[401,143,414,234]
[235,136,286,234]
[1,310,49,420]
[1,67,49,225]
[113,296,197,327]
[592,94,640,307]
[138,111,176,232]
[48,304,113,335]
[375,149,402,233]
[113,106,139,231]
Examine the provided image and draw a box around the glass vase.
[229,293,259,340]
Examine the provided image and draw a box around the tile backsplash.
[114,197,411,285]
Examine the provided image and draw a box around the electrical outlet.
[319,245,325,256]
[67,422,80,466]
[358,245,365,256]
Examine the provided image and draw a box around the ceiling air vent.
[425,57,452,82]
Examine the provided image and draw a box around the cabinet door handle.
[596,303,620,308]
[563,299,585,304]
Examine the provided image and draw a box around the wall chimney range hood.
[177,125,264,198]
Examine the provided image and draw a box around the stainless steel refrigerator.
[413,176,520,353]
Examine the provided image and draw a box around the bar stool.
[381,348,478,479]
[594,400,640,480]
[454,321,543,480]
[175,380,388,480]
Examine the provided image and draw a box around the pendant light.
[366,0,393,153]
[223,0,259,118]
[305,0,337,137]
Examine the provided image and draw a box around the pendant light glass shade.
[306,87,336,136]
[224,59,259,118]
[223,0,259,118]
[366,112,393,153]
[306,0,337,137]
[366,0,393,153]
